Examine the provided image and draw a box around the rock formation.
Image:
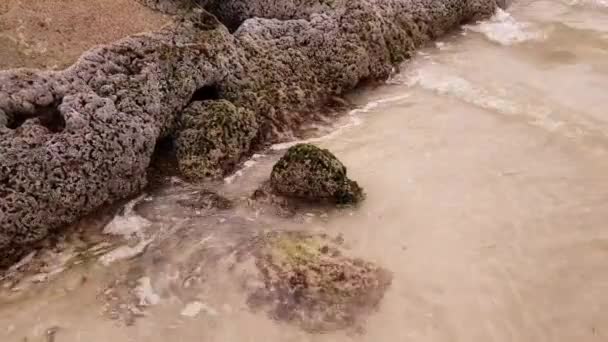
[0,0,503,267]
[271,144,364,204]
[247,232,392,332]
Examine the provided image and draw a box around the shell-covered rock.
[248,232,392,332]
[175,100,258,179]
[271,144,364,204]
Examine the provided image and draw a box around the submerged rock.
[176,189,232,210]
[248,232,392,332]
[271,144,364,204]
[176,100,258,180]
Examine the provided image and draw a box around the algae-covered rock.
[248,232,391,332]
[175,100,259,179]
[0,0,502,267]
[270,144,364,204]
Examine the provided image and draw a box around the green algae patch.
[248,232,392,332]
[175,99,259,180]
[270,144,364,204]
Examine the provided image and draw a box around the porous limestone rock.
[270,144,364,204]
[175,100,258,179]
[0,11,237,267]
[0,0,502,266]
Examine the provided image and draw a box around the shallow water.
[2,1,608,341]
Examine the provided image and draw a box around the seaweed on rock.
[270,144,364,204]
[0,0,503,267]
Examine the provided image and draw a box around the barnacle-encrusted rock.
[175,100,258,179]
[271,144,364,204]
[247,232,392,332]
[0,0,502,266]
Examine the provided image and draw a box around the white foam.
[404,63,570,127]
[99,238,154,266]
[103,196,150,239]
[567,0,608,8]
[134,277,161,306]
[224,154,265,184]
[9,251,36,271]
[180,301,218,317]
[435,41,451,51]
[270,94,410,150]
[465,9,545,45]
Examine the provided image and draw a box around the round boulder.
[270,144,364,204]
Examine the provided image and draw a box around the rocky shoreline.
[0,0,504,267]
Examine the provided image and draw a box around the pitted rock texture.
[1,0,501,267]
[0,11,237,267]
[271,144,364,204]
[247,232,392,332]
[176,100,258,179]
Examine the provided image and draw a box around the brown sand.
[0,0,169,70]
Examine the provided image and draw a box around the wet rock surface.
[176,189,233,210]
[271,144,364,204]
[0,0,501,266]
[246,232,392,332]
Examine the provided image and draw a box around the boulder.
[270,144,364,204]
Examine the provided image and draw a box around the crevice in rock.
[6,99,65,133]
[147,135,180,190]
[189,84,220,103]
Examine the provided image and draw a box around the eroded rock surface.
[271,144,364,204]
[0,11,236,267]
[0,0,502,266]
[176,100,258,179]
